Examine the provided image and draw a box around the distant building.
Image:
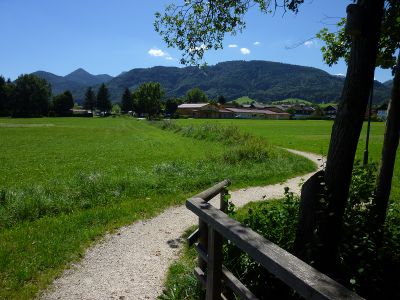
[323,105,337,119]
[226,107,290,120]
[377,103,388,121]
[70,109,93,117]
[176,103,290,119]
[177,103,219,118]
[292,105,315,119]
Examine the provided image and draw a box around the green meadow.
[0,117,314,299]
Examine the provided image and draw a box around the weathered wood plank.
[195,267,207,288]
[221,265,259,300]
[195,243,208,263]
[206,227,223,300]
[187,228,199,246]
[193,180,231,202]
[198,219,208,272]
[220,187,228,213]
[186,198,364,300]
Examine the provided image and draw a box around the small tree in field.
[53,90,74,116]
[121,88,133,113]
[11,74,51,117]
[83,87,96,111]
[135,82,163,119]
[0,76,9,116]
[217,95,226,105]
[96,83,112,114]
[185,87,207,103]
[164,98,180,115]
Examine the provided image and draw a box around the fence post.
[198,219,208,270]
[220,187,228,213]
[206,226,223,300]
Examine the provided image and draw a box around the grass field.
[0,117,314,299]
[176,119,400,199]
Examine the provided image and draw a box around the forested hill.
[33,61,391,104]
[102,60,390,103]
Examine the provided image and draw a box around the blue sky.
[0,0,393,82]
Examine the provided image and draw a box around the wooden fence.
[186,180,364,300]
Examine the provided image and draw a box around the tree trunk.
[293,171,325,261]
[373,53,400,239]
[294,0,385,277]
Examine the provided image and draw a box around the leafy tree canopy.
[186,87,208,103]
[0,76,7,115]
[135,82,164,118]
[164,98,180,115]
[121,88,133,112]
[53,90,74,115]
[155,0,304,65]
[97,83,112,113]
[11,74,51,117]
[83,87,96,111]
[217,95,226,104]
[316,0,400,70]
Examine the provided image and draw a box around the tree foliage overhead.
[155,0,304,65]
[316,0,400,70]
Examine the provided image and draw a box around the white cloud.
[165,56,173,60]
[189,44,207,53]
[253,41,261,46]
[240,48,251,55]
[304,41,313,48]
[148,48,167,57]
[228,44,238,48]
[334,73,345,77]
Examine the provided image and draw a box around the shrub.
[222,162,400,299]
[223,189,301,299]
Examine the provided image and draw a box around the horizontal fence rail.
[186,180,364,300]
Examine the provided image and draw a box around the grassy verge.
[175,119,400,200]
[159,227,200,300]
[0,117,315,299]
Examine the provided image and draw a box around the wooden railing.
[186,180,364,300]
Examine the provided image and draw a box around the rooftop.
[178,103,210,109]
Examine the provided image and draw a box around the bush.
[222,162,400,299]
[223,189,301,299]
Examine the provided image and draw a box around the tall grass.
[158,121,276,163]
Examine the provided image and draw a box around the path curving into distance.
[41,149,323,300]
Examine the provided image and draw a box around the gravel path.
[41,149,323,300]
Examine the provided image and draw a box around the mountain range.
[32,68,113,100]
[31,60,392,104]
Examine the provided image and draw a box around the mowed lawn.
[0,117,314,299]
[176,119,400,199]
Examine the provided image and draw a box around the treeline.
[0,74,75,117]
[0,73,225,118]
[118,83,226,118]
[0,74,114,117]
